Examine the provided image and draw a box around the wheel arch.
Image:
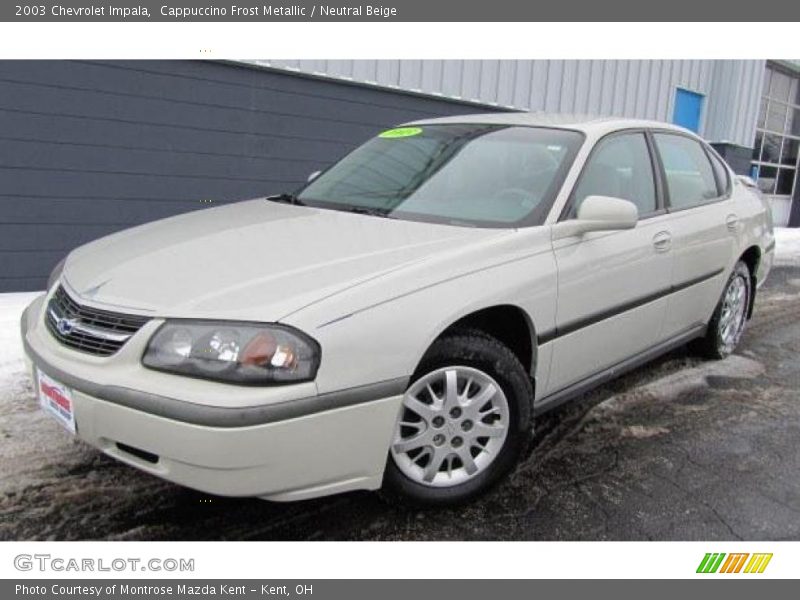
[738,245,761,319]
[420,304,537,378]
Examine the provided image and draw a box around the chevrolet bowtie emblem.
[56,317,76,336]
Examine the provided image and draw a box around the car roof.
[403,112,695,137]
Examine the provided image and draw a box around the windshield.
[298,124,584,227]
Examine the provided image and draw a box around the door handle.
[726,214,740,232]
[653,231,672,253]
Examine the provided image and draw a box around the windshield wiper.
[266,193,306,206]
[347,206,393,218]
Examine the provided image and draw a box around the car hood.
[63,199,506,321]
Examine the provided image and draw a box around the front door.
[545,131,673,395]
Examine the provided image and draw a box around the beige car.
[21,114,775,505]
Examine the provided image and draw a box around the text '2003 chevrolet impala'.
[21,114,775,505]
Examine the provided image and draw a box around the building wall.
[0,60,498,292]
[704,60,766,150]
[255,60,766,147]
[0,59,775,292]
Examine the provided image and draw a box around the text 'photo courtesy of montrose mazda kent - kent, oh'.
[20,112,774,506]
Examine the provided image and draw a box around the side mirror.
[307,170,322,183]
[552,195,639,239]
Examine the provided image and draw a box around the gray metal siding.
[257,60,765,147]
[0,60,497,292]
[704,60,767,149]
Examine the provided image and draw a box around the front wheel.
[693,261,752,359]
[382,329,532,506]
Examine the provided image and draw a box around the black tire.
[381,328,533,507]
[691,260,752,359]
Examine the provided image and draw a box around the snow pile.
[0,292,42,381]
[774,227,800,267]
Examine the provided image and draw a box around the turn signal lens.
[240,332,277,366]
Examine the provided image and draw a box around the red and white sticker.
[37,370,76,434]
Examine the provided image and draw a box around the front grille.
[44,285,150,356]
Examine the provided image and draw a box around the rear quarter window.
[654,133,720,210]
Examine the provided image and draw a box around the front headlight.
[142,320,321,385]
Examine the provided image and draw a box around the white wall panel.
[768,196,792,227]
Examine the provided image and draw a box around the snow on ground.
[775,227,800,267]
[0,292,41,381]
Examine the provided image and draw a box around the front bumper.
[21,294,405,501]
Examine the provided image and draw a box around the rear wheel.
[382,329,532,506]
[693,261,752,359]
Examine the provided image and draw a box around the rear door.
[545,131,673,394]
[651,132,737,338]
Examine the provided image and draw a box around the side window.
[571,133,657,217]
[707,150,732,197]
[654,133,720,209]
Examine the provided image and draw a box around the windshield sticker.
[379,127,423,139]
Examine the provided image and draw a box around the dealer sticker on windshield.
[379,127,423,138]
[37,369,76,434]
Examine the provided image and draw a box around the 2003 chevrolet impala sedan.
[21,114,775,505]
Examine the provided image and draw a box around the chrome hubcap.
[391,366,509,488]
[719,274,748,351]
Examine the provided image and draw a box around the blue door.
[673,88,704,133]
